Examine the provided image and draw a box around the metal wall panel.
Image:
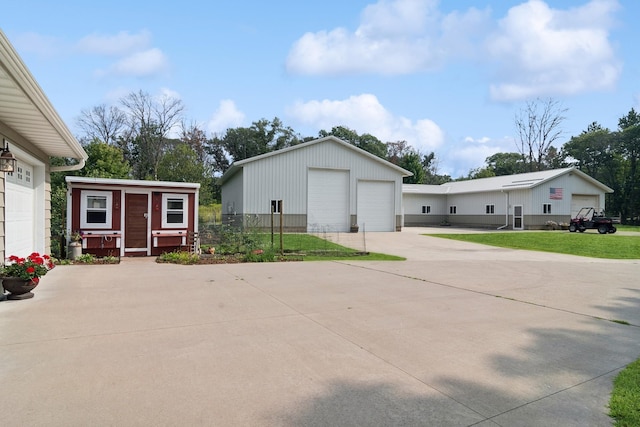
[242,140,404,217]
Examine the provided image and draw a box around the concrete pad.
[2,231,640,426]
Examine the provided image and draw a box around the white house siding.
[236,139,405,231]
[402,168,612,230]
[402,193,447,226]
[530,174,605,226]
[446,191,510,228]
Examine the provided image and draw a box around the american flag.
[550,187,563,200]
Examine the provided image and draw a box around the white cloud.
[12,32,63,58]
[100,48,169,77]
[441,136,512,177]
[207,100,246,135]
[286,93,444,152]
[286,0,489,75]
[159,87,181,101]
[286,0,621,101]
[487,0,621,101]
[76,30,152,56]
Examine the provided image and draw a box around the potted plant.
[68,230,83,260]
[1,252,55,300]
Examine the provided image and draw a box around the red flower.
[32,277,40,284]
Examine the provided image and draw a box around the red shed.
[65,177,200,257]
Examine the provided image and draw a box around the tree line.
[52,91,640,230]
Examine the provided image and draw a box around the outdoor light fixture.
[0,139,17,173]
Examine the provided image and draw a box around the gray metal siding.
[243,140,404,217]
[221,169,243,215]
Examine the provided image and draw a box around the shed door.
[125,193,149,253]
[357,181,395,232]
[307,169,350,232]
[5,163,35,256]
[571,195,599,218]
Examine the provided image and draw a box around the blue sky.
[3,0,639,177]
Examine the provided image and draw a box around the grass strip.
[431,232,640,259]
[609,359,640,426]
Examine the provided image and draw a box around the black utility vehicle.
[568,207,617,234]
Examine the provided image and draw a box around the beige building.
[0,29,87,261]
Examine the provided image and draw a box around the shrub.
[157,251,200,265]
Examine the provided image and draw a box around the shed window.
[422,205,431,214]
[80,191,112,229]
[162,194,188,228]
[449,206,457,214]
[485,204,495,214]
[543,203,552,214]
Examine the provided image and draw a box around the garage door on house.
[571,195,599,219]
[357,180,395,232]
[307,168,350,232]
[5,161,35,257]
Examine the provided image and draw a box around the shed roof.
[66,176,200,190]
[0,30,86,161]
[403,167,613,195]
[221,136,413,184]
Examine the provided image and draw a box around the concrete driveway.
[2,229,639,426]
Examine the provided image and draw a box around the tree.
[485,152,527,176]
[319,126,387,159]
[208,118,301,172]
[386,140,413,165]
[180,121,208,163]
[157,143,215,204]
[76,104,127,145]
[119,90,184,180]
[561,122,614,178]
[422,152,450,184]
[514,98,567,171]
[78,140,131,178]
[617,108,640,223]
[398,151,425,184]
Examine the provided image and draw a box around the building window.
[80,191,112,229]
[543,203,552,214]
[422,205,431,214]
[271,200,282,213]
[485,204,495,214]
[449,205,457,214]
[162,194,188,228]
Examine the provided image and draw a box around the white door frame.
[513,205,524,230]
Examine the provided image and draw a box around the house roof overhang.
[0,30,87,163]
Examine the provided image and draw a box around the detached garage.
[0,30,87,262]
[221,136,412,232]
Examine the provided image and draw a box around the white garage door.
[357,180,395,232]
[571,195,598,219]
[307,169,350,232]
[5,162,35,257]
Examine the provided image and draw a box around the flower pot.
[2,277,38,300]
[69,241,82,260]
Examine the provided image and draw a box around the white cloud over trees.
[286,0,621,101]
[286,94,444,153]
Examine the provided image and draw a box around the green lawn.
[269,233,404,261]
[609,359,640,426]
[431,232,640,259]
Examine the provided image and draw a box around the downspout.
[497,190,509,230]
[50,158,86,172]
